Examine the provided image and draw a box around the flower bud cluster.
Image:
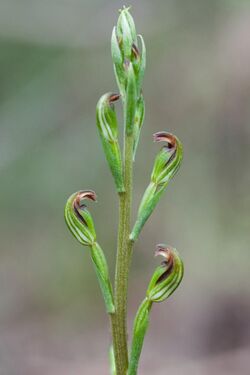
[111,6,146,99]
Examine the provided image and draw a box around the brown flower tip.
[73,190,96,225]
[155,244,175,283]
[109,93,120,103]
[132,43,140,59]
[153,132,176,150]
[155,244,174,265]
[75,190,97,209]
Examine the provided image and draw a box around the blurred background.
[0,0,250,374]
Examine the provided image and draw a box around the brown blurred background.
[0,0,250,374]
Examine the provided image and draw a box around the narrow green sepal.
[125,63,137,135]
[147,245,184,303]
[64,190,97,246]
[130,132,183,241]
[128,298,152,375]
[111,26,126,96]
[133,95,145,160]
[96,93,125,192]
[136,35,146,96]
[90,242,115,314]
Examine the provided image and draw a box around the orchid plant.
[64,7,184,375]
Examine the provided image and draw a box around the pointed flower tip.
[119,5,132,13]
[155,244,174,263]
[109,93,120,103]
[147,244,183,303]
[153,132,177,149]
[75,190,97,206]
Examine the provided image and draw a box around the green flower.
[64,190,96,246]
[130,132,183,241]
[147,244,184,303]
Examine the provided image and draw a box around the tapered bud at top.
[147,245,184,303]
[151,132,183,186]
[112,8,146,99]
[117,6,137,60]
[96,93,124,192]
[64,190,97,246]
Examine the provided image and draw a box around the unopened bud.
[96,93,124,192]
[111,8,146,99]
[117,6,137,60]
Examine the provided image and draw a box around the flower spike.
[64,190,115,313]
[96,93,124,192]
[130,132,183,241]
[128,244,184,375]
[64,7,184,375]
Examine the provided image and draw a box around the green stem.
[111,132,134,375]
